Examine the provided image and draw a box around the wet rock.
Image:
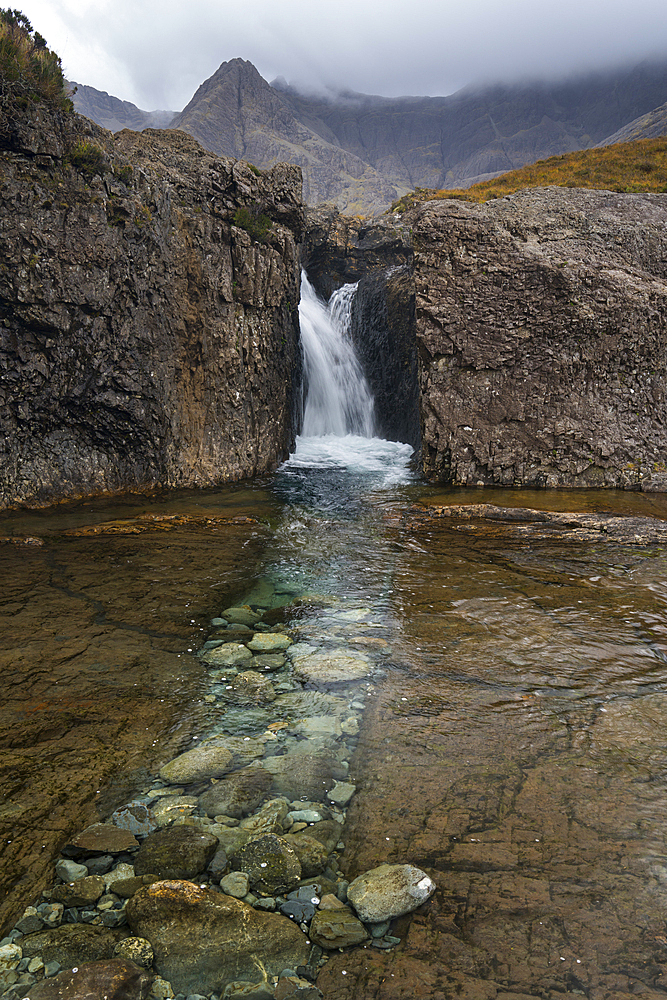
[247,634,292,653]
[202,644,254,669]
[20,925,128,966]
[262,753,347,801]
[36,903,64,929]
[222,981,275,1000]
[15,907,43,935]
[252,654,286,672]
[220,872,249,898]
[112,801,158,837]
[0,944,21,970]
[302,821,344,855]
[207,843,229,880]
[226,672,276,706]
[230,835,302,895]
[149,976,175,998]
[105,864,136,892]
[204,736,268,767]
[327,781,356,807]
[125,880,310,994]
[318,893,345,910]
[209,826,250,858]
[293,716,342,739]
[158,746,234,784]
[63,824,139,856]
[152,796,199,827]
[26,958,153,999]
[291,651,371,687]
[134,828,219,880]
[198,764,273,819]
[52,875,106,907]
[221,607,261,627]
[347,864,436,922]
[274,974,323,1000]
[55,860,88,883]
[308,906,368,949]
[114,937,153,969]
[84,855,115,876]
[112,875,161,899]
[282,834,329,877]
[238,798,289,836]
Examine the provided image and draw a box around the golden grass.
[391,138,667,212]
[0,8,71,115]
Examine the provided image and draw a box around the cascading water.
[286,271,413,482]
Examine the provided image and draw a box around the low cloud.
[17,0,667,111]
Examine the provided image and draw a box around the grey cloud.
[17,0,667,111]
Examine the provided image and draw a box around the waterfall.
[299,272,375,438]
[283,270,414,482]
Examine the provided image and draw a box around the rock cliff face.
[0,104,304,510]
[408,188,667,489]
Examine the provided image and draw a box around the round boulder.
[347,863,436,922]
[230,834,301,896]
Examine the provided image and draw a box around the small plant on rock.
[233,204,273,243]
[69,140,105,177]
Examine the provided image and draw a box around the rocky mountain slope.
[75,58,667,214]
[70,81,174,133]
[0,102,304,510]
[597,100,667,145]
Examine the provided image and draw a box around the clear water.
[2,277,667,994]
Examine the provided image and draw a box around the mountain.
[70,82,175,133]
[73,58,667,213]
[597,101,667,146]
[171,60,401,214]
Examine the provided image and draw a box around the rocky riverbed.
[0,586,435,1000]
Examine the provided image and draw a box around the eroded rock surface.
[409,188,667,489]
[0,103,303,511]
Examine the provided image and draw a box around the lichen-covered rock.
[125,880,310,994]
[0,104,303,511]
[133,827,218,880]
[113,936,155,968]
[346,863,436,922]
[230,834,302,895]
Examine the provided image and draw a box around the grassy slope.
[391,137,667,212]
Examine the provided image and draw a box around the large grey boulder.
[347,863,436,922]
[125,880,310,994]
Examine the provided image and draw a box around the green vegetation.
[233,204,272,243]
[391,138,667,212]
[69,141,105,177]
[0,8,72,131]
[247,163,262,177]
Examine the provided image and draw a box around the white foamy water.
[284,272,414,485]
[298,273,375,438]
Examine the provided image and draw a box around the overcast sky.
[16,0,667,111]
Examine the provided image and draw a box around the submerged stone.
[198,764,272,819]
[201,644,253,668]
[134,827,218,880]
[247,633,292,653]
[291,651,371,687]
[230,834,302,896]
[346,863,436,922]
[125,880,310,994]
[63,823,139,856]
[221,607,261,627]
[26,958,153,999]
[308,906,368,949]
[158,745,234,784]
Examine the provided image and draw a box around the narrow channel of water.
[2,277,667,997]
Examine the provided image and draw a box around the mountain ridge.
[71,58,667,213]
